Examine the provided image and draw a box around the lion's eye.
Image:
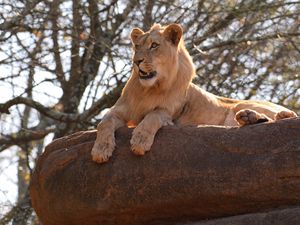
[150,42,159,49]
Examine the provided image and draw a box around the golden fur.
[91,23,297,163]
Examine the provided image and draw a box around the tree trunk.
[30,118,300,225]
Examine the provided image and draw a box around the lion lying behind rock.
[91,23,297,163]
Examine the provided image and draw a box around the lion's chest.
[127,91,185,124]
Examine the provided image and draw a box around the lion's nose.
[134,59,144,66]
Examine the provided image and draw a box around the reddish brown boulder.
[177,207,300,225]
[30,118,300,225]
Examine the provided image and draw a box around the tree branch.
[0,0,42,31]
[0,97,79,122]
[80,83,124,121]
[192,32,300,53]
[49,0,66,87]
[0,190,32,225]
[0,126,55,152]
[0,82,124,125]
[143,0,154,30]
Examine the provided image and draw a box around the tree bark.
[30,118,300,225]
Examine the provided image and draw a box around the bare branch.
[0,127,55,152]
[192,32,300,53]
[0,97,79,122]
[0,190,32,225]
[143,0,155,30]
[80,83,125,121]
[49,0,66,86]
[0,0,42,31]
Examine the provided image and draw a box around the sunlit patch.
[127,120,136,128]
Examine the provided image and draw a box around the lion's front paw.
[130,129,154,156]
[274,111,297,120]
[91,136,115,163]
[235,109,269,126]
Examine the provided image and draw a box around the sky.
[0,148,17,216]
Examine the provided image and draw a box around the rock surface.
[176,207,300,225]
[30,118,300,225]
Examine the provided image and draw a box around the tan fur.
[91,23,298,163]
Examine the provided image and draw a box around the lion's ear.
[163,24,183,46]
[130,28,144,44]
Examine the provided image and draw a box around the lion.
[91,23,297,163]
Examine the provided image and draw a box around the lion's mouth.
[139,69,157,80]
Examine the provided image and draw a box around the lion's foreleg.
[130,109,173,156]
[91,111,125,163]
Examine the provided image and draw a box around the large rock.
[30,118,300,225]
[177,207,300,225]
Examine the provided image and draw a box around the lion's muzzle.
[139,69,157,80]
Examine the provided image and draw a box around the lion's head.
[130,23,191,89]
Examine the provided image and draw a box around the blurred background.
[0,0,299,224]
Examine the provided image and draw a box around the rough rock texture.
[176,207,300,225]
[30,118,300,225]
